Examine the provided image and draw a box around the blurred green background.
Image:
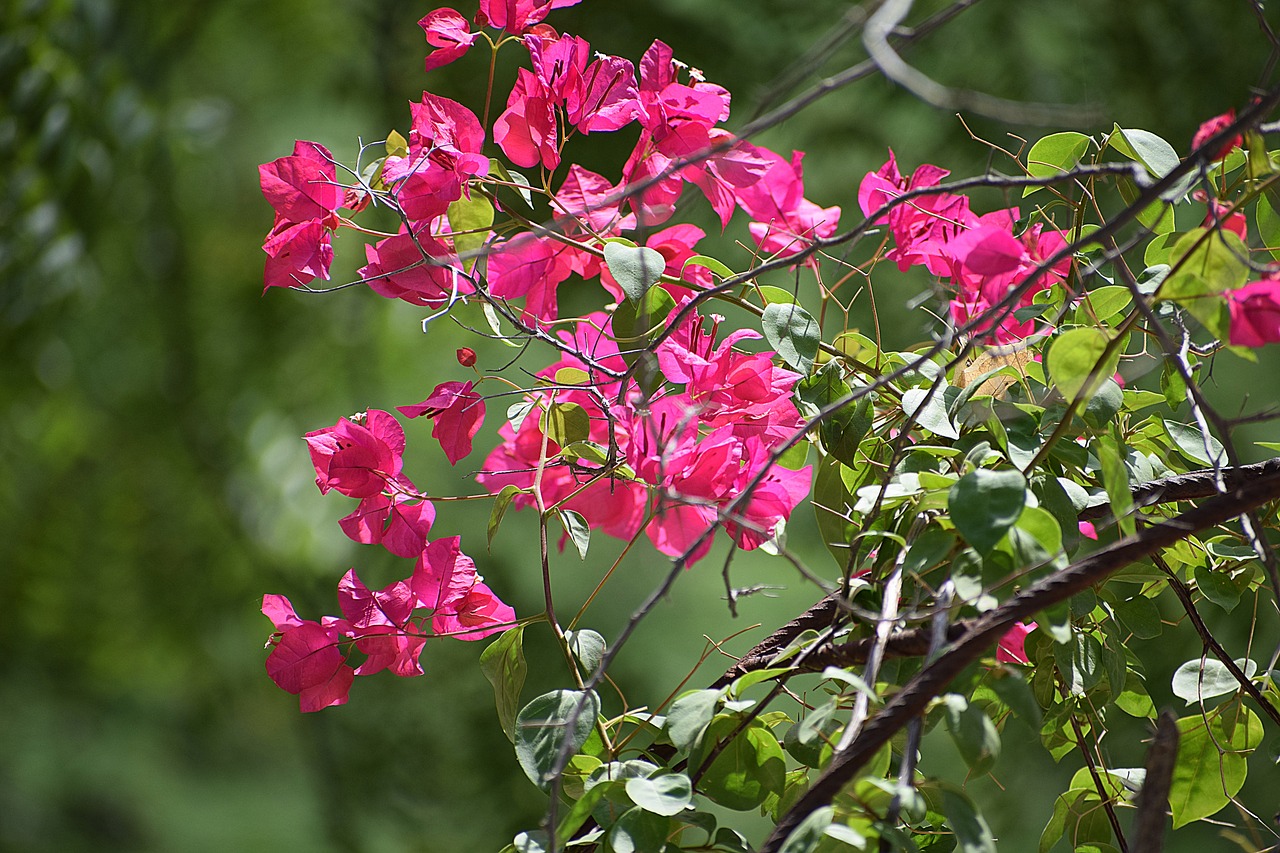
[4,0,1279,850]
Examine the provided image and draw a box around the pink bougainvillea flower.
[337,487,436,558]
[1078,521,1098,541]
[303,410,406,498]
[398,381,486,465]
[431,580,517,640]
[419,8,481,72]
[1203,200,1247,242]
[336,570,426,677]
[996,621,1036,665]
[262,596,355,712]
[358,228,467,307]
[1227,278,1280,347]
[259,140,344,291]
[262,217,334,292]
[486,232,575,322]
[858,150,974,276]
[259,140,342,224]
[735,148,840,266]
[494,67,560,169]
[1192,109,1241,161]
[384,94,489,225]
[481,0,582,34]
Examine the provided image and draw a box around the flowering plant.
[256,4,1280,851]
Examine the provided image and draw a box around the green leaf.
[762,302,820,374]
[608,807,669,853]
[990,669,1042,727]
[1054,632,1105,695]
[813,454,858,567]
[1077,285,1132,324]
[1046,327,1120,403]
[1158,228,1249,337]
[1255,189,1280,262]
[1169,710,1251,827]
[942,787,997,853]
[1114,596,1162,639]
[1193,564,1241,612]
[488,484,524,551]
[948,468,1027,555]
[1115,670,1157,719]
[777,806,834,853]
[480,627,527,742]
[752,284,797,306]
[385,129,408,158]
[1109,125,1180,178]
[796,362,873,467]
[681,254,735,281]
[692,716,787,810]
[541,401,590,448]
[446,192,494,272]
[557,509,591,560]
[1163,420,1226,467]
[565,629,606,675]
[1098,437,1135,538]
[942,694,1001,775]
[1171,657,1256,704]
[625,773,693,817]
[514,689,600,789]
[1024,131,1091,197]
[604,242,666,303]
[611,285,677,344]
[666,689,722,751]
[902,386,959,439]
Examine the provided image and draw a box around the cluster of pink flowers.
[478,307,813,565]
[858,150,1070,344]
[262,409,512,711]
[259,4,841,322]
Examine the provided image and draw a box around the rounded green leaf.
[604,242,666,303]
[692,716,786,810]
[1169,710,1252,827]
[565,629,606,675]
[625,772,693,817]
[607,806,669,853]
[514,689,600,789]
[1171,657,1256,704]
[541,401,589,448]
[762,302,820,374]
[665,689,722,751]
[948,468,1027,555]
[1046,327,1120,403]
[1024,131,1091,197]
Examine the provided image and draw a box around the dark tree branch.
[1132,710,1180,853]
[761,458,1280,852]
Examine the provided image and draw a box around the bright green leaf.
[1047,327,1120,403]
[541,401,590,448]
[446,192,494,272]
[692,716,787,810]
[1024,132,1091,197]
[480,627,527,742]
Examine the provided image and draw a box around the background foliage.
[2,0,1277,850]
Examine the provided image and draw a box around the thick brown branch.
[760,458,1280,852]
[1078,459,1280,521]
[1132,711,1180,853]
[716,460,1280,684]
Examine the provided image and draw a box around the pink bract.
[398,381,487,465]
[1227,279,1280,347]
[996,621,1036,665]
